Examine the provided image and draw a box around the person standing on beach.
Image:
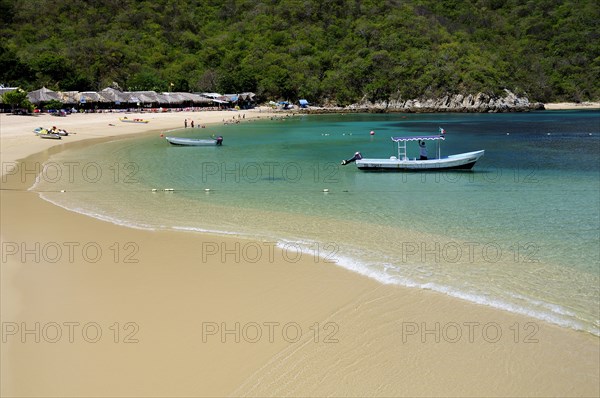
[191,120,194,128]
[184,119,188,128]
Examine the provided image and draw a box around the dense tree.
[1,88,34,113]
[0,0,598,103]
[43,99,64,111]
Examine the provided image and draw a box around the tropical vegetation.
[0,88,34,112]
[1,0,598,105]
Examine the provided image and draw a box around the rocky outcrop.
[359,90,544,112]
[345,89,545,113]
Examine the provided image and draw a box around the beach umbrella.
[27,87,60,104]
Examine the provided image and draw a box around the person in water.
[418,140,428,160]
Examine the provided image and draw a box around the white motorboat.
[342,131,484,171]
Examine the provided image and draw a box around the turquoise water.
[35,111,600,335]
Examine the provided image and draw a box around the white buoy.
[204,188,211,192]
[323,188,329,193]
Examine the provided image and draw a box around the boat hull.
[33,128,62,139]
[165,136,219,146]
[355,150,484,171]
[38,134,62,140]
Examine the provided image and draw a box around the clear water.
[34,111,600,335]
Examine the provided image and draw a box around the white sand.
[544,102,600,110]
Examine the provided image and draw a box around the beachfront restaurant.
[1,86,256,112]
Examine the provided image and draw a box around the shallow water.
[34,111,600,335]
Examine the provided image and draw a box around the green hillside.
[1,0,598,104]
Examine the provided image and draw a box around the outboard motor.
[341,151,362,165]
[216,136,223,146]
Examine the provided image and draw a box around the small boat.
[39,134,62,140]
[34,127,68,136]
[165,136,223,146]
[120,117,149,123]
[342,131,484,171]
[33,127,63,139]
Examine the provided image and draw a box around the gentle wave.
[275,237,600,336]
[37,190,599,337]
[38,192,158,231]
[172,225,247,236]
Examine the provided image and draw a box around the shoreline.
[542,102,600,110]
[2,110,598,396]
[297,101,600,114]
[0,108,289,172]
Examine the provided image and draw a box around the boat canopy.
[391,135,445,142]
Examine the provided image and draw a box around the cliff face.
[347,90,545,113]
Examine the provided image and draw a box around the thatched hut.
[27,87,60,104]
[23,87,256,110]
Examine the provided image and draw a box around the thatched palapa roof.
[24,87,255,106]
[27,87,60,104]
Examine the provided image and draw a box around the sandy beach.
[1,110,598,397]
[543,102,600,110]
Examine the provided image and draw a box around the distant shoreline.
[543,102,600,110]
[296,102,600,114]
